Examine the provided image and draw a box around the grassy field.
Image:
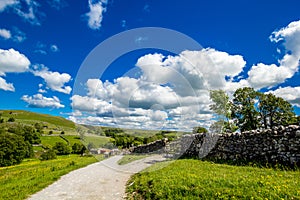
[118,154,149,165]
[0,110,76,133]
[0,155,98,200]
[126,159,300,199]
[40,135,68,147]
[82,134,112,147]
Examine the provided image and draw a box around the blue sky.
[0,0,300,131]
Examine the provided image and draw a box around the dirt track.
[28,155,165,200]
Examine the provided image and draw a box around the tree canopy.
[209,87,297,133]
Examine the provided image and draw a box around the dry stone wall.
[131,139,167,154]
[131,125,300,166]
[182,125,300,166]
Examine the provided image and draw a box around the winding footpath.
[28,155,166,200]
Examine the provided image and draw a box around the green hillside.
[0,110,75,133]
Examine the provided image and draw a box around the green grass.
[40,135,67,148]
[62,135,81,145]
[126,159,300,199]
[0,155,98,200]
[118,154,149,165]
[0,110,75,132]
[82,134,112,147]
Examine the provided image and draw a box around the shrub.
[72,143,87,155]
[40,149,57,161]
[7,117,15,122]
[52,142,71,155]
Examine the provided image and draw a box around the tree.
[209,90,231,121]
[231,87,260,132]
[0,133,33,166]
[209,90,236,133]
[192,126,208,134]
[22,125,41,144]
[34,122,44,133]
[52,142,71,155]
[258,93,296,129]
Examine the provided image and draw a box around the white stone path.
[28,155,165,200]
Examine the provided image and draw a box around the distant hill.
[0,110,76,133]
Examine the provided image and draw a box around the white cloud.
[269,86,300,107]
[50,44,59,52]
[0,0,17,12]
[0,77,14,91]
[0,28,26,42]
[70,20,300,131]
[71,95,111,113]
[84,0,107,30]
[21,93,64,109]
[0,29,11,40]
[237,20,300,90]
[136,48,246,93]
[0,0,42,25]
[70,48,247,131]
[0,48,30,76]
[247,63,293,89]
[32,65,72,94]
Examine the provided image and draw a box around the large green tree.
[258,93,296,129]
[231,87,260,132]
[0,133,33,166]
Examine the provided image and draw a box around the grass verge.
[118,154,149,165]
[0,155,98,200]
[126,159,300,199]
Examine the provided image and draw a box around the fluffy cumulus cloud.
[84,0,108,30]
[70,20,300,131]
[269,86,300,107]
[234,20,300,90]
[0,48,30,91]
[0,48,30,75]
[0,0,42,25]
[21,93,64,109]
[70,47,246,131]
[32,65,72,94]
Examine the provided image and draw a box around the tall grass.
[126,159,300,199]
[0,155,98,200]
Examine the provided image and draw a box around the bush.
[52,142,71,155]
[72,143,87,155]
[40,149,57,161]
[7,117,15,122]
[0,133,33,166]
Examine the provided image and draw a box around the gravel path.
[28,155,166,200]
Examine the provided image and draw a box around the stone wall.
[182,125,300,166]
[131,138,167,154]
